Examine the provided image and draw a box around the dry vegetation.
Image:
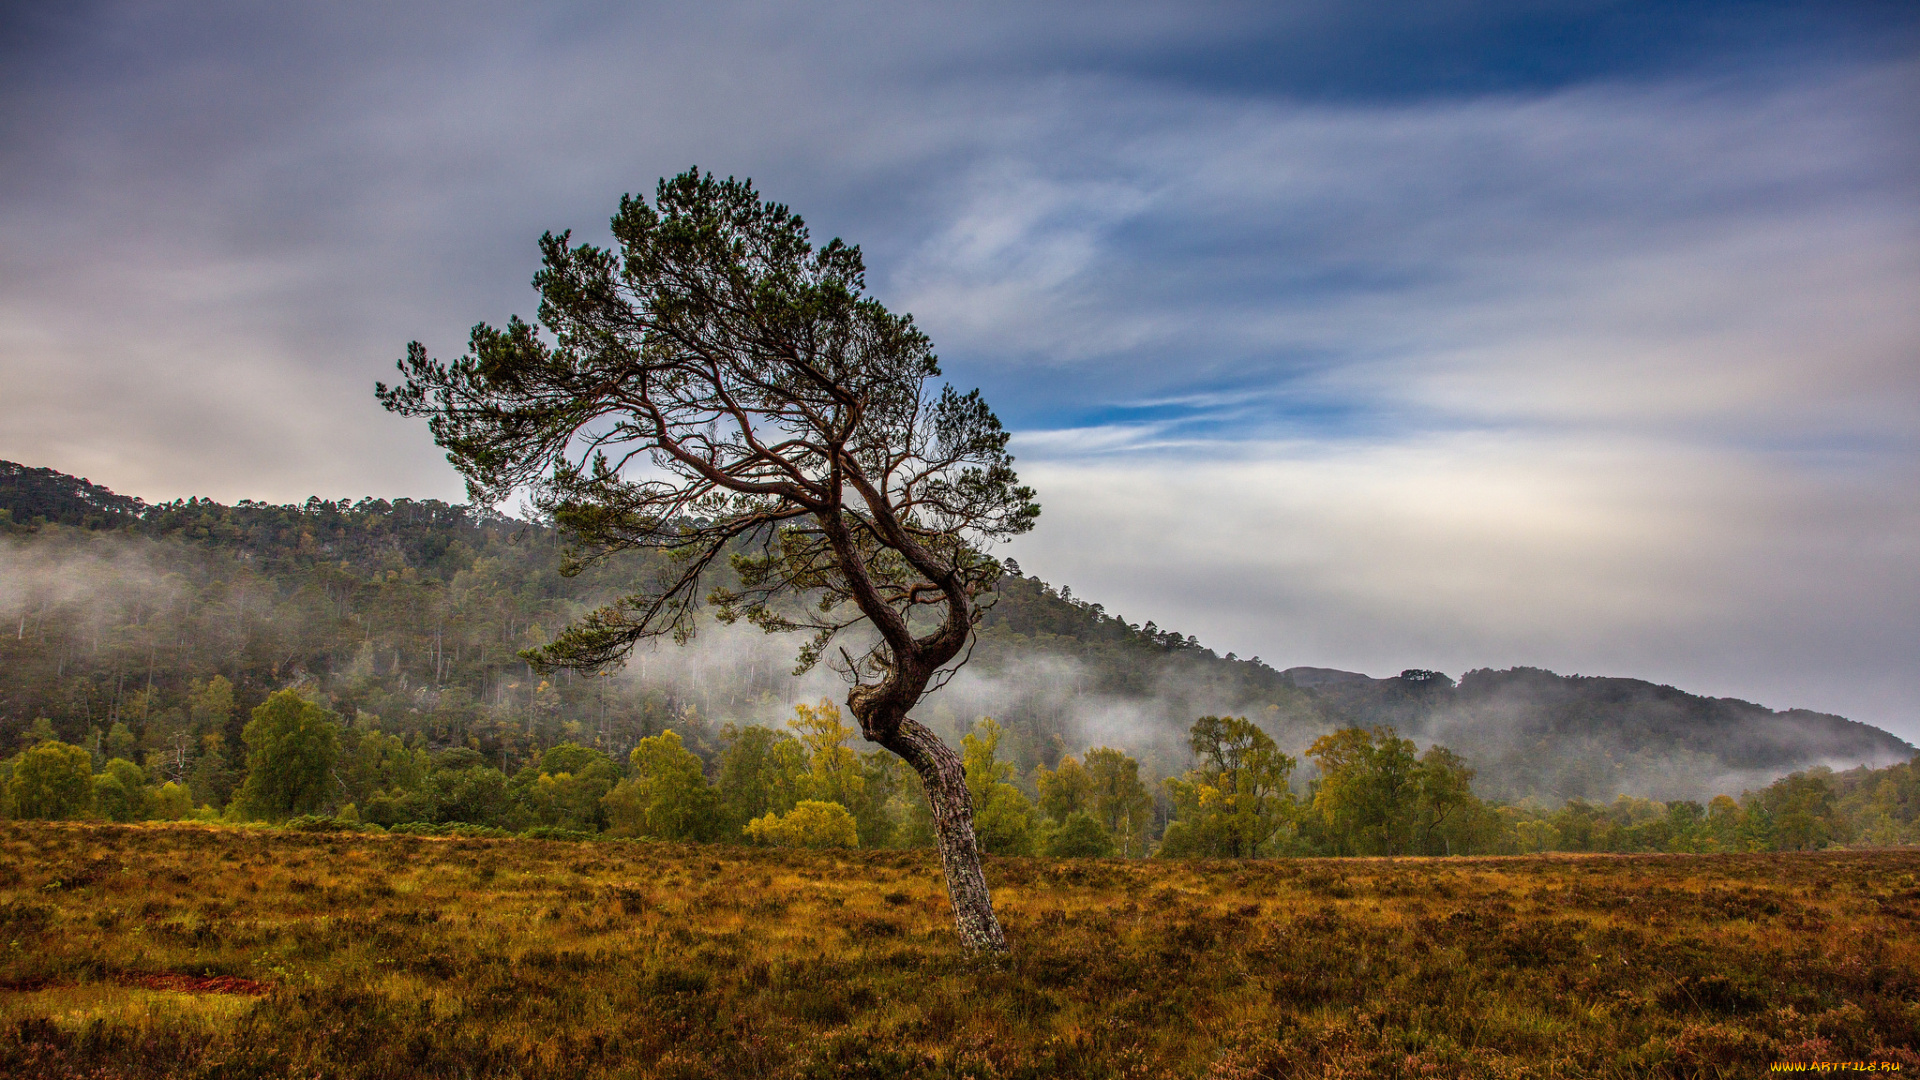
[1,822,1915,1079]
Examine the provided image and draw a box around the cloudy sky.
[3,1,1916,738]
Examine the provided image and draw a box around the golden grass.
[1,821,1915,1078]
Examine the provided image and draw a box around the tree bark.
[874,714,1007,953]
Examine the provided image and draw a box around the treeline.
[1144,716,1920,857]
[5,686,1913,858]
[1497,759,1920,853]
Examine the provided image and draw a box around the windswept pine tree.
[378,171,1038,952]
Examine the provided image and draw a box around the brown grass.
[1,821,1915,1078]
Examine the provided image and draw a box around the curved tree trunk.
[874,715,1007,953]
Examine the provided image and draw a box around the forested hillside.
[1,460,1910,814]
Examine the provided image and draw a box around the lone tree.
[379,169,1038,952]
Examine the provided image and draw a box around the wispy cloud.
[890,64,1918,441]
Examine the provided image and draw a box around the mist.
[2,506,1910,812]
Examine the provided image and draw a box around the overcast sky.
[3,1,1916,739]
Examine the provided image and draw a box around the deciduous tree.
[603,730,720,841]
[236,691,340,821]
[1037,754,1093,823]
[716,723,806,832]
[9,740,96,820]
[93,758,150,822]
[1410,745,1487,855]
[151,780,195,820]
[513,742,622,830]
[1159,716,1296,858]
[1083,747,1153,857]
[1308,726,1419,856]
[789,699,865,811]
[962,717,1038,856]
[1750,770,1848,851]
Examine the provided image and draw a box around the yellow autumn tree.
[789,699,864,809]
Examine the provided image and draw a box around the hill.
[1,460,1910,806]
[951,573,1911,802]
[1282,665,1911,803]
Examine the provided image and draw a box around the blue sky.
[2,2,1916,738]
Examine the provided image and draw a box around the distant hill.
[950,574,1912,802]
[2,459,1909,803]
[0,461,144,529]
[1279,665,1912,803]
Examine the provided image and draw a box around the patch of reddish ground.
[121,973,270,995]
[0,973,270,995]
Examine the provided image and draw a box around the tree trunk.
[878,715,1008,953]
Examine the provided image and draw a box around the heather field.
[1,823,1915,1079]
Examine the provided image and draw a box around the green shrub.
[386,821,511,838]
[745,800,859,849]
[521,825,600,842]
[284,815,367,833]
[1044,811,1115,858]
[150,780,195,820]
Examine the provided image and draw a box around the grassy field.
[1,822,1915,1078]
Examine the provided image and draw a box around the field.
[1,823,1915,1079]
